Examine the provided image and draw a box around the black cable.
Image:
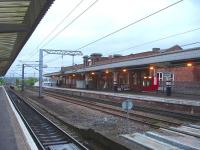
[181,41,200,47]
[42,0,99,48]
[75,0,183,51]
[28,0,85,57]
[105,27,200,54]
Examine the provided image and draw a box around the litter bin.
[166,80,172,96]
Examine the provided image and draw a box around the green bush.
[0,78,5,85]
[25,77,38,86]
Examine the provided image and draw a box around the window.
[157,72,163,81]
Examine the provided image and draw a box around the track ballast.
[7,88,88,150]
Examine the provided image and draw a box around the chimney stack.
[90,53,102,65]
[83,55,89,66]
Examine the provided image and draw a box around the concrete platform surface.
[122,125,200,150]
[122,133,181,150]
[146,128,200,150]
[188,124,200,129]
[0,86,35,150]
[170,125,200,138]
[44,86,200,107]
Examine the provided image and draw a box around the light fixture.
[91,72,95,75]
[72,74,76,77]
[187,62,193,67]
[144,76,147,79]
[150,66,154,70]
[105,70,109,74]
[148,76,152,79]
[122,69,127,72]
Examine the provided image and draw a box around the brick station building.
[45,45,200,95]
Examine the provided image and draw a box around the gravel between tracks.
[23,90,151,148]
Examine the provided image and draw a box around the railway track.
[43,88,200,122]
[42,90,186,129]
[7,88,88,150]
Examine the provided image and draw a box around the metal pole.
[39,49,43,97]
[127,110,130,134]
[72,54,75,66]
[22,64,24,91]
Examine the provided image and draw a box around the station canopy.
[0,0,54,76]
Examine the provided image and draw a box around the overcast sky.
[6,0,200,77]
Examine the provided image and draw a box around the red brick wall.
[172,67,194,81]
[194,66,200,81]
[157,66,200,82]
[157,66,200,95]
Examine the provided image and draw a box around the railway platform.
[43,86,200,116]
[0,86,36,150]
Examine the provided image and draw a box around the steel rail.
[43,91,182,129]
[7,88,88,150]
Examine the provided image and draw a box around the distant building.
[44,45,200,95]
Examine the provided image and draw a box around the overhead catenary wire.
[74,0,183,51]
[181,41,200,47]
[28,0,85,58]
[41,0,99,48]
[37,0,183,65]
[42,26,200,68]
[105,27,200,55]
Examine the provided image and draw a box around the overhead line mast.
[39,49,83,97]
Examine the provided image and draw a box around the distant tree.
[16,78,21,86]
[25,77,38,86]
[0,78,5,85]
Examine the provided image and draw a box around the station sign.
[163,72,172,79]
[122,99,133,110]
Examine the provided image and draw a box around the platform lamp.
[122,69,127,72]
[187,62,193,67]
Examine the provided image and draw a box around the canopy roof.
[0,0,54,76]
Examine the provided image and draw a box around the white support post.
[127,71,130,85]
[113,71,118,91]
[85,73,89,89]
[68,75,72,88]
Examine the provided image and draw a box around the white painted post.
[113,71,118,91]
[85,73,89,89]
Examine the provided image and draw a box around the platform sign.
[122,99,133,110]
[163,72,172,79]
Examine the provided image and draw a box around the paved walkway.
[0,86,31,150]
[44,86,200,107]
